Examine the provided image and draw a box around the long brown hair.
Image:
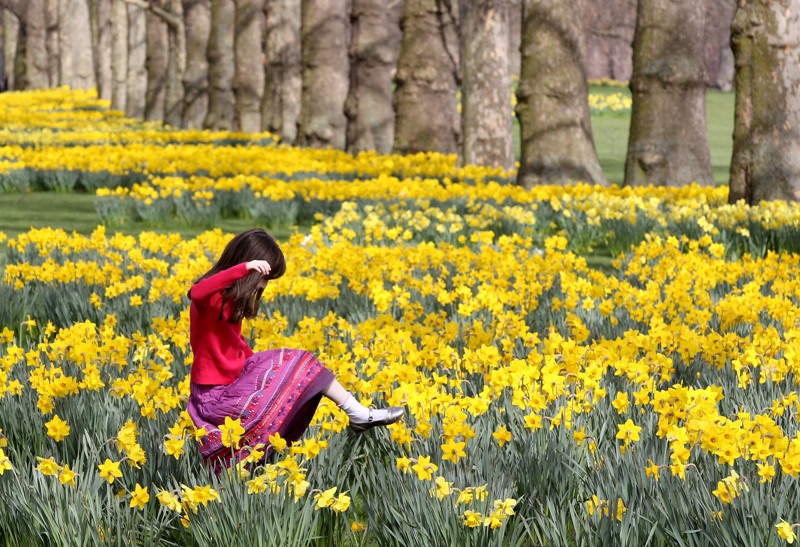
[193,228,286,322]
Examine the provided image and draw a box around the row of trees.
[0,0,798,203]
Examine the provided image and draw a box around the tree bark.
[111,0,127,110]
[624,0,712,187]
[233,0,264,133]
[508,0,522,80]
[583,0,636,82]
[0,11,4,88]
[23,0,49,89]
[297,0,351,149]
[516,0,605,187]
[3,9,19,90]
[182,0,210,128]
[459,0,514,169]
[163,0,185,127]
[345,0,395,154]
[126,3,147,118]
[393,0,460,155]
[145,0,169,121]
[729,0,800,203]
[67,0,96,89]
[204,0,235,129]
[46,0,59,86]
[262,0,301,142]
[94,0,113,99]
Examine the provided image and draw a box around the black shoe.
[349,406,405,433]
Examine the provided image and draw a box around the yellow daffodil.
[45,415,70,442]
[97,458,123,484]
[129,484,149,510]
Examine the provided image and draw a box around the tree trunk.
[68,0,96,89]
[296,0,350,149]
[393,0,460,155]
[729,0,800,203]
[345,0,395,154]
[126,3,147,118]
[508,0,522,80]
[583,0,636,82]
[516,0,605,187]
[233,0,264,133]
[145,0,169,121]
[3,9,19,90]
[94,0,113,100]
[163,0,186,127]
[46,0,59,86]
[204,0,235,130]
[24,0,49,89]
[459,0,514,169]
[111,0,127,110]
[262,0,301,142]
[0,11,4,88]
[182,0,210,128]
[624,0,712,187]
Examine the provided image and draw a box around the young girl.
[186,228,404,471]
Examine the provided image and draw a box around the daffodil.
[777,520,797,544]
[58,464,77,488]
[45,415,70,442]
[219,417,245,448]
[463,510,482,528]
[314,486,337,509]
[411,456,437,481]
[97,459,123,484]
[130,483,149,510]
[492,425,511,447]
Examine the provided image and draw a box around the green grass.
[0,88,735,242]
[0,192,295,241]
[589,86,735,185]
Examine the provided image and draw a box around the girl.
[186,228,404,471]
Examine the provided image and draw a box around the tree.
[14,0,49,89]
[516,0,605,188]
[94,0,113,100]
[163,0,186,127]
[262,0,301,142]
[111,0,128,110]
[204,0,235,130]
[459,0,514,169]
[393,0,460,155]
[233,0,264,133]
[345,0,396,154]
[145,0,169,120]
[729,0,800,203]
[2,8,20,90]
[47,0,59,86]
[624,0,712,187]
[182,0,211,128]
[297,0,351,149]
[126,2,147,118]
[69,0,96,89]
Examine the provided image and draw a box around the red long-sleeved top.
[189,262,254,385]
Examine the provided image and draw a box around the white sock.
[339,395,391,424]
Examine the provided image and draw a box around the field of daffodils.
[1,88,800,546]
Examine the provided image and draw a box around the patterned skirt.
[187,349,334,473]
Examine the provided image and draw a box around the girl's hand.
[246,260,271,276]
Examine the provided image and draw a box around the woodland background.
[0,0,797,203]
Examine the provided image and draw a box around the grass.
[0,193,295,241]
[0,88,735,242]
[590,87,734,185]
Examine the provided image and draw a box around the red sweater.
[189,262,255,385]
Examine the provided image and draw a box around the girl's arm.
[189,263,250,301]
[189,260,272,301]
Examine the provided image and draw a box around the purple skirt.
[187,349,334,473]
